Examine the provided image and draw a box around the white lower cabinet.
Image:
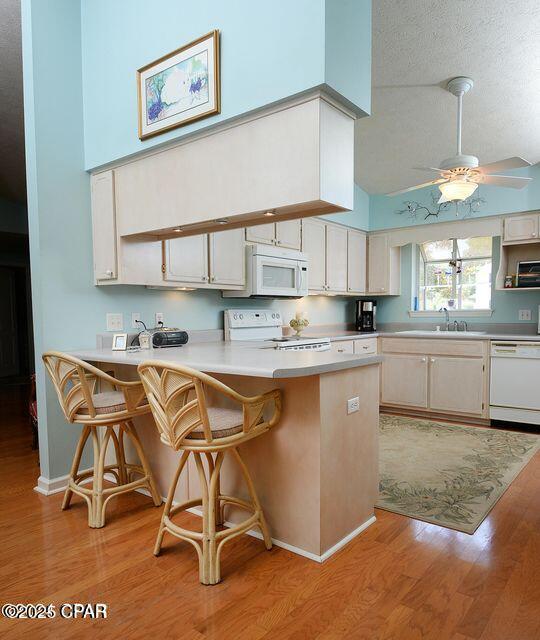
[429,356,485,415]
[353,338,377,355]
[331,340,354,355]
[381,354,429,408]
[164,228,245,288]
[380,338,488,418]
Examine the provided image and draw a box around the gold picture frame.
[137,30,220,140]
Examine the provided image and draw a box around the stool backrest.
[42,352,98,422]
[137,361,281,450]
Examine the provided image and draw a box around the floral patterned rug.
[377,414,539,534]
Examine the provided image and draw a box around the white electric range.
[224,309,331,352]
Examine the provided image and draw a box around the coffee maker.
[355,300,377,332]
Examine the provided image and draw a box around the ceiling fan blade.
[476,157,531,174]
[473,174,532,189]
[413,166,446,173]
[386,178,448,197]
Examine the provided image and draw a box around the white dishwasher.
[490,341,540,425]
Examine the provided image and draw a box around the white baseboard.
[187,506,376,563]
[34,468,93,496]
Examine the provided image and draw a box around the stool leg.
[208,452,225,584]
[205,452,223,527]
[124,420,161,507]
[232,447,272,550]
[62,425,90,510]
[91,426,112,528]
[110,426,127,485]
[154,450,189,556]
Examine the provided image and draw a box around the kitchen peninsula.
[70,342,382,561]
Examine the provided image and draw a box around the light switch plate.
[155,312,164,326]
[518,309,532,321]
[106,313,123,331]
[131,312,141,328]
[347,397,360,414]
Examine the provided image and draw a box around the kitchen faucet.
[439,307,451,331]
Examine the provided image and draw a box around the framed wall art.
[137,30,220,140]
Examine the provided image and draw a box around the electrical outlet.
[106,313,123,331]
[155,312,164,326]
[347,397,360,414]
[518,309,532,321]
[131,312,141,328]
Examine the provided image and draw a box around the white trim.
[34,468,93,496]
[408,309,493,318]
[187,506,376,563]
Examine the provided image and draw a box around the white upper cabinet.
[245,219,301,250]
[502,214,539,243]
[347,229,366,294]
[113,96,354,239]
[164,235,209,284]
[208,229,245,286]
[368,233,400,295]
[302,218,327,292]
[325,224,348,293]
[91,171,117,283]
[276,220,302,250]
[245,223,276,245]
[163,229,245,289]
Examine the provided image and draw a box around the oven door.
[253,255,307,297]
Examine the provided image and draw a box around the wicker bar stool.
[137,360,281,585]
[42,351,162,528]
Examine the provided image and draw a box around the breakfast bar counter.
[69,343,381,561]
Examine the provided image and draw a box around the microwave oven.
[223,244,308,298]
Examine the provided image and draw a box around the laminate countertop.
[69,342,382,379]
[315,331,540,342]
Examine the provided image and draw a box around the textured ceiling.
[355,0,540,194]
[0,0,25,203]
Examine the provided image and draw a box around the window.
[417,237,492,311]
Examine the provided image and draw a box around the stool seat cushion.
[79,391,147,416]
[186,406,245,440]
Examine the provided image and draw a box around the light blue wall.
[23,0,368,479]
[374,239,540,326]
[81,0,372,170]
[323,183,370,230]
[369,166,540,231]
[325,0,371,115]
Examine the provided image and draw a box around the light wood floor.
[1,385,539,639]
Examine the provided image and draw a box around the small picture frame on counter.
[112,333,128,351]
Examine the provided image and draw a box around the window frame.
[415,237,493,314]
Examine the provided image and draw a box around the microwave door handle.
[297,263,306,293]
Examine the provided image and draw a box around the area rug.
[377,414,539,534]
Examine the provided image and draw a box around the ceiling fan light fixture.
[438,179,478,203]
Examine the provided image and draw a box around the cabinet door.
[368,234,390,294]
[245,223,275,245]
[164,234,208,283]
[503,215,539,242]
[276,220,301,249]
[429,356,485,415]
[91,171,118,282]
[326,225,348,293]
[209,229,245,287]
[347,229,366,293]
[381,354,428,408]
[302,218,327,291]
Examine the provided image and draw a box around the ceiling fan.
[388,77,532,203]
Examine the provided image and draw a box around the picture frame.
[112,333,128,351]
[137,30,220,140]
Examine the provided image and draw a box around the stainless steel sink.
[395,330,487,336]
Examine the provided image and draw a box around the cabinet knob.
[421,357,427,362]
[210,276,215,282]
[430,358,436,363]
[202,276,207,281]
[276,240,281,245]
[532,232,537,237]
[105,270,113,277]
